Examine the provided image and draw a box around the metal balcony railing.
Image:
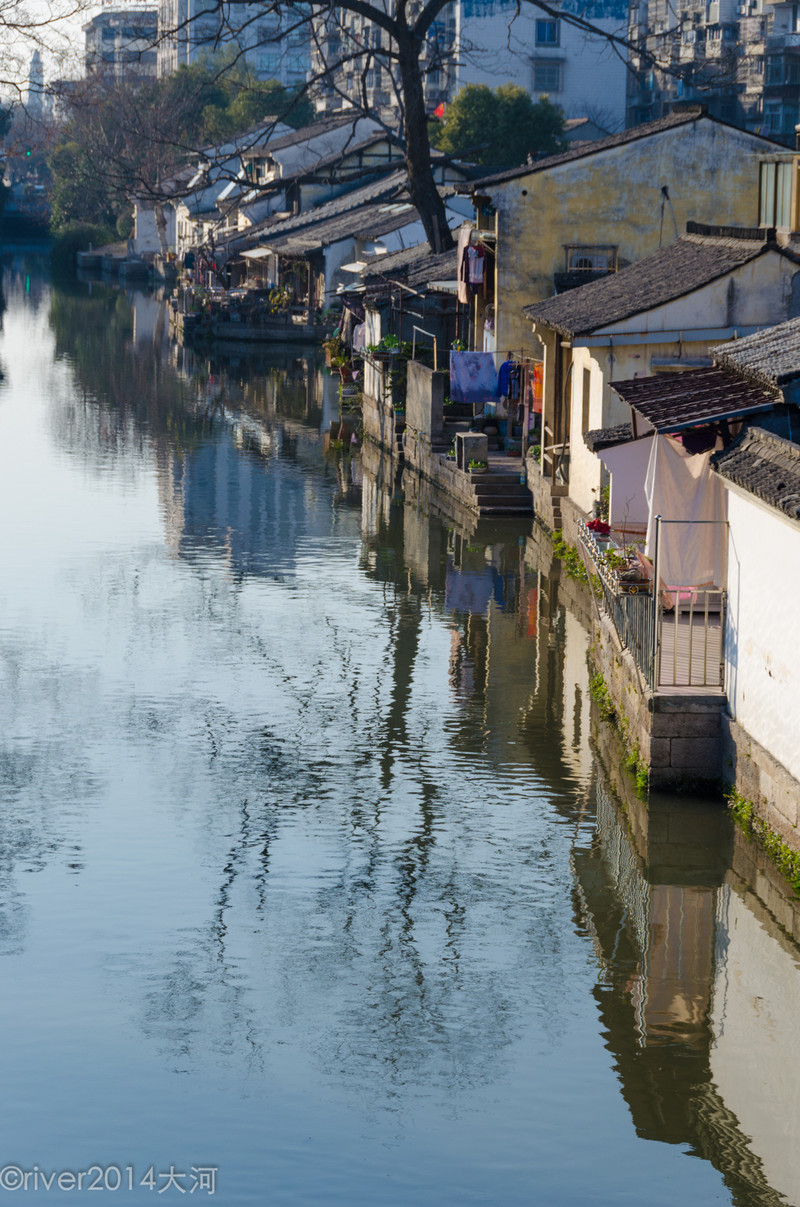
[578,517,727,693]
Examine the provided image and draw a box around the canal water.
[0,251,799,1206]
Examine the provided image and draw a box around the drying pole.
[650,515,661,691]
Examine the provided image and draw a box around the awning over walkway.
[611,366,780,433]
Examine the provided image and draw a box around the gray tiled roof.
[712,317,800,388]
[712,426,800,521]
[262,200,421,254]
[462,108,784,192]
[228,170,409,252]
[611,366,780,431]
[524,230,779,337]
[583,422,634,452]
[362,243,457,292]
[257,114,373,155]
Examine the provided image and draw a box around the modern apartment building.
[627,0,800,143]
[156,0,311,86]
[84,8,159,80]
[312,0,628,131]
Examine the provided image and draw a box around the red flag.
[433,102,445,119]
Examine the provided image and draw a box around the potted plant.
[323,333,346,366]
[468,459,488,474]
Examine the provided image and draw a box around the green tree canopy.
[431,84,566,167]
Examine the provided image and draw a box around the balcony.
[767,31,800,49]
[578,519,726,692]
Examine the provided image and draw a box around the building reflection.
[33,277,800,1199]
[363,440,800,1207]
[574,740,796,1206]
[360,444,593,784]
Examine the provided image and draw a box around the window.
[581,368,591,435]
[535,19,559,44]
[766,55,784,85]
[763,104,782,132]
[533,62,561,91]
[759,159,795,227]
[259,52,281,75]
[565,245,618,273]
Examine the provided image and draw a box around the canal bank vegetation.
[727,787,800,896]
[589,670,649,797]
[552,531,588,583]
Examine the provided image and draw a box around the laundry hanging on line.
[449,351,498,405]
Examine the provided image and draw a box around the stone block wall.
[406,361,446,438]
[525,452,570,536]
[362,378,397,455]
[590,603,725,793]
[730,824,800,946]
[403,434,481,514]
[722,715,800,851]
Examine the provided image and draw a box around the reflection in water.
[0,263,798,1204]
[575,740,791,1207]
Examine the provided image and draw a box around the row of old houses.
[132,112,473,314]
[345,103,800,855]
[134,101,800,855]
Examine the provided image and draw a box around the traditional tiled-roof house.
[460,107,789,355]
[706,320,800,846]
[523,224,800,532]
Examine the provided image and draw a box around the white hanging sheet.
[644,434,727,587]
[598,434,654,535]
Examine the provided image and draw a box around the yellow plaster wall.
[491,120,779,355]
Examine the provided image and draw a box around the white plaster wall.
[270,117,383,178]
[564,338,710,515]
[238,194,286,230]
[568,347,607,515]
[724,488,800,784]
[133,206,161,256]
[710,883,800,1206]
[454,3,627,130]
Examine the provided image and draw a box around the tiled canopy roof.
[583,423,634,452]
[712,317,800,388]
[524,230,777,338]
[611,366,780,431]
[712,426,800,521]
[259,200,420,255]
[363,243,457,293]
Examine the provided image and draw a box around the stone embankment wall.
[722,717,800,852]
[589,602,725,793]
[361,363,398,454]
[401,362,484,515]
